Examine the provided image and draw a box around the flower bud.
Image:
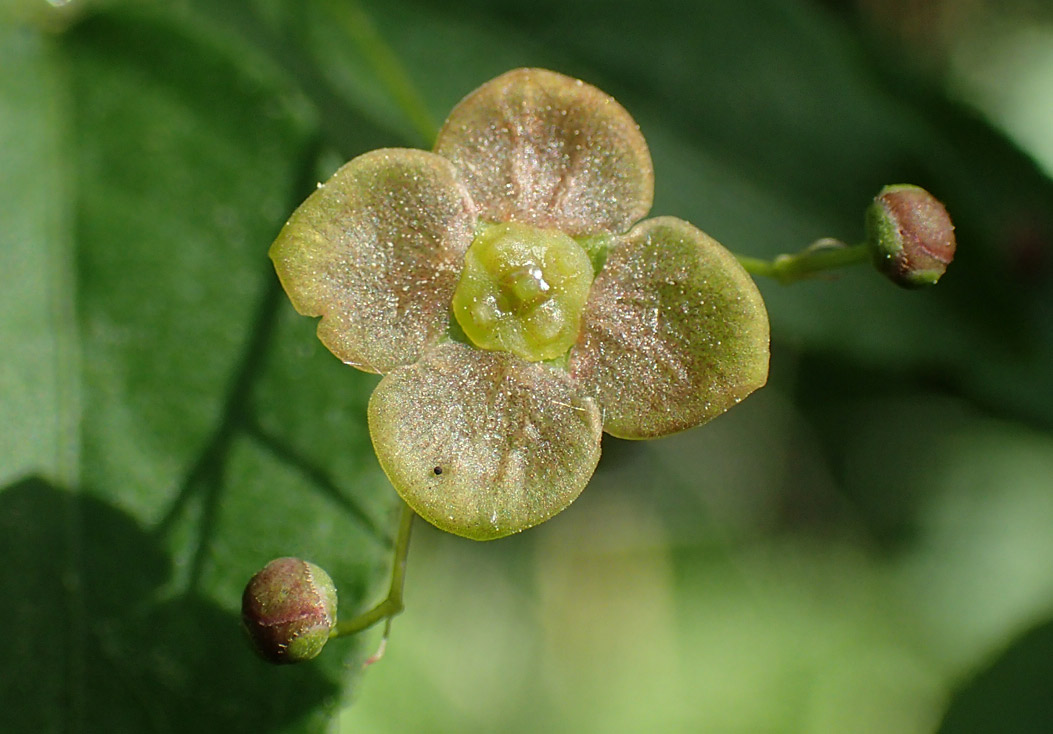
[865,184,956,288]
[242,557,337,664]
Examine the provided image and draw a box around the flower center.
[452,222,594,362]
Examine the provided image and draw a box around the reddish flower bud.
[866,184,956,287]
[242,557,337,664]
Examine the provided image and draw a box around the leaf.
[0,6,405,732]
[938,620,1053,734]
[0,20,76,488]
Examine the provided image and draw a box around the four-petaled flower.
[270,68,769,540]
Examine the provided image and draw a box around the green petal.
[270,149,475,374]
[434,68,653,237]
[368,341,602,540]
[568,217,770,439]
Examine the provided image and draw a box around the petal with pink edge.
[369,341,602,540]
[569,217,770,439]
[270,149,475,374]
[435,68,653,237]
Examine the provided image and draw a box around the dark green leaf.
[1,7,403,732]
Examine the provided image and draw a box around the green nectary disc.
[452,221,594,362]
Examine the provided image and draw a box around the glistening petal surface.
[569,217,770,439]
[368,341,602,540]
[269,149,475,374]
[434,68,653,237]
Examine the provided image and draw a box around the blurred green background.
[3,0,1052,732]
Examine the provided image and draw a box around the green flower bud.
[865,184,956,288]
[242,557,337,664]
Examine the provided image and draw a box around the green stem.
[321,0,439,146]
[735,240,870,284]
[330,501,415,638]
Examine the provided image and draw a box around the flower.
[270,68,770,540]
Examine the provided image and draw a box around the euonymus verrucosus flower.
[270,68,770,540]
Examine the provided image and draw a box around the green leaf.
[0,21,76,488]
[938,620,1053,734]
[0,7,403,731]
